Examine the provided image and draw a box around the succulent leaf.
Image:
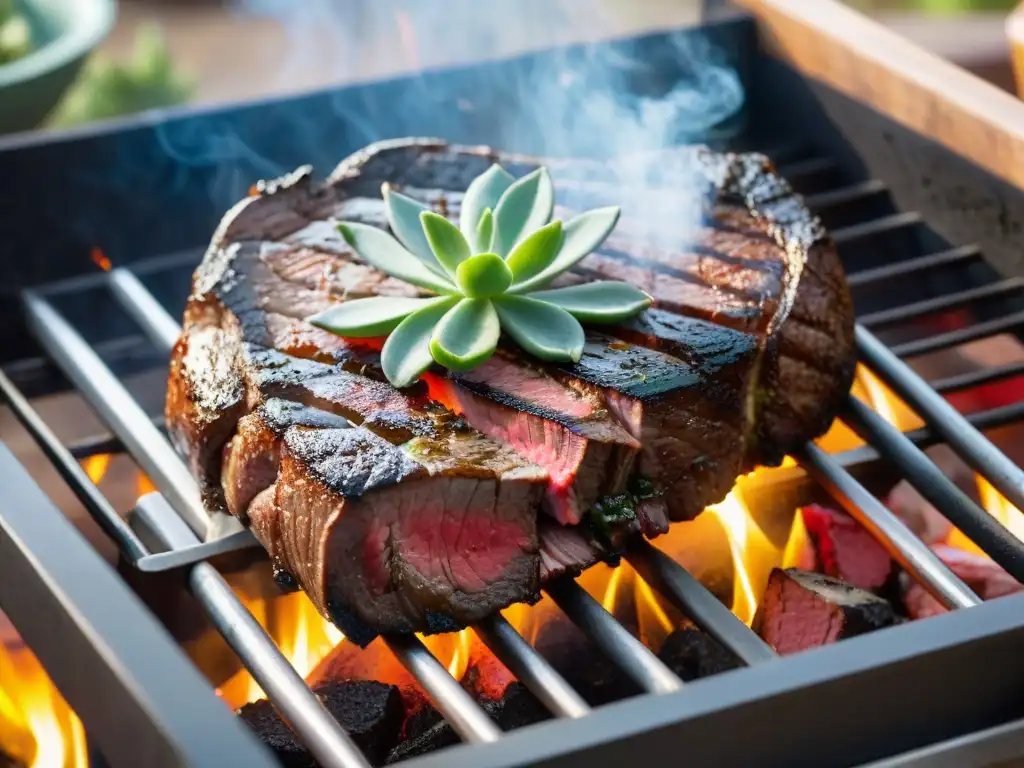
[456,253,514,298]
[320,166,644,386]
[382,184,445,272]
[504,220,563,286]
[429,298,501,371]
[475,208,494,253]
[420,211,472,277]
[381,297,460,388]
[460,164,515,243]
[511,206,620,292]
[337,222,457,295]
[527,281,653,322]
[493,295,585,362]
[308,296,444,337]
[491,168,554,257]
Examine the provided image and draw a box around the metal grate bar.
[385,635,503,743]
[20,295,377,767]
[0,369,148,562]
[66,416,167,460]
[625,539,777,665]
[545,579,683,694]
[68,431,131,459]
[846,245,981,288]
[107,268,183,350]
[858,279,1024,330]
[803,179,887,211]
[842,395,1024,582]
[473,616,591,719]
[775,156,836,179]
[859,326,1024,512]
[834,401,1024,475]
[796,442,980,609]
[931,361,1024,395]
[831,212,922,246]
[195,565,373,768]
[22,291,221,540]
[891,310,1024,358]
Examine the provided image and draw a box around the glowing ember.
[81,454,111,485]
[0,628,88,768]
[89,247,111,272]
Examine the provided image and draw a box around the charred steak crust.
[166,138,856,637]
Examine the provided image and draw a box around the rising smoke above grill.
[157,0,747,244]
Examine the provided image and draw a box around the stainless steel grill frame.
[2,9,1024,768]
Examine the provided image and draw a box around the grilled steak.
[166,139,856,638]
[757,569,898,655]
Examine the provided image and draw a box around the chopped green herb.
[588,494,638,541]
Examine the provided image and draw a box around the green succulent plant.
[309,164,652,388]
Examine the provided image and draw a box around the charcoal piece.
[386,700,499,764]
[386,683,550,764]
[495,682,551,731]
[238,680,403,766]
[757,568,898,655]
[802,505,896,594]
[657,628,742,681]
[532,615,641,706]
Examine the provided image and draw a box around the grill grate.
[3,143,1024,767]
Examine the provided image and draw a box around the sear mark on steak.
[226,398,545,642]
[757,568,899,655]
[167,138,856,637]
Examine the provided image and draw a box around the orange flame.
[81,454,111,485]
[947,477,1024,555]
[90,247,111,272]
[208,574,481,710]
[706,488,785,625]
[214,588,346,709]
[137,473,157,498]
[0,631,88,768]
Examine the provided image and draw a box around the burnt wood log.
[757,568,898,655]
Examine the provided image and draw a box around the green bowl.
[0,0,116,135]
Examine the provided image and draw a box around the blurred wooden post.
[1008,3,1024,96]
